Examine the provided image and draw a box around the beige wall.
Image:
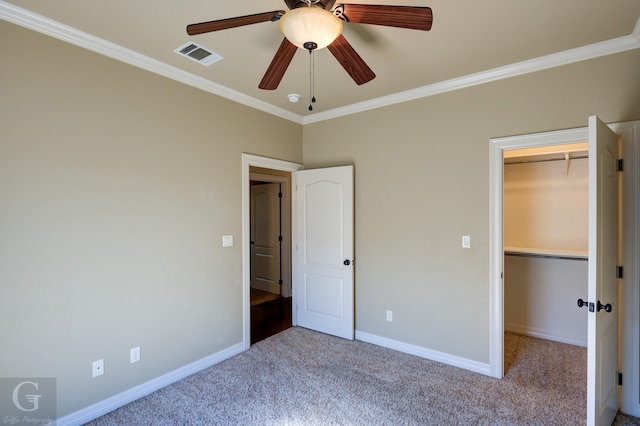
[0,22,301,417]
[303,49,640,363]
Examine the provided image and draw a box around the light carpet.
[86,328,638,425]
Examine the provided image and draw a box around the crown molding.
[303,17,640,124]
[0,1,304,124]
[1,1,638,126]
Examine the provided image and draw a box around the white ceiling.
[2,0,639,124]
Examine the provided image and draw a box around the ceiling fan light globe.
[279,7,343,50]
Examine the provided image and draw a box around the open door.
[587,116,619,426]
[294,166,354,340]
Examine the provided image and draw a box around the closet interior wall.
[504,151,589,346]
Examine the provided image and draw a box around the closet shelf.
[505,246,588,260]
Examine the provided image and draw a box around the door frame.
[242,154,303,350]
[488,121,640,415]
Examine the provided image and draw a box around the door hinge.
[278,235,283,242]
[617,265,624,279]
[617,158,624,172]
[278,192,283,198]
[617,372,623,386]
[279,279,283,285]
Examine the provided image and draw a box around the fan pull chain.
[308,50,316,111]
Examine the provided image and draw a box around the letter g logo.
[12,381,42,412]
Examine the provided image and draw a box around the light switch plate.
[462,235,471,248]
[130,347,140,363]
[222,235,233,247]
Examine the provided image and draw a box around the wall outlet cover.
[92,359,104,377]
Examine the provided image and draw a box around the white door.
[294,166,354,340]
[587,116,619,426]
[250,182,281,295]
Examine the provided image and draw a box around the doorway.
[241,154,303,349]
[249,167,292,344]
[502,143,589,377]
[503,143,589,345]
[489,127,592,377]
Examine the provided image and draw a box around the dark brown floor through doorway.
[250,296,292,345]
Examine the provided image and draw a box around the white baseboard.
[53,327,584,425]
[355,330,491,376]
[505,323,587,347]
[56,342,245,426]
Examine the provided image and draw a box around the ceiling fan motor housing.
[303,41,318,51]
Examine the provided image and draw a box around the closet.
[503,143,589,346]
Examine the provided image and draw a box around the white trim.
[241,154,303,349]
[2,1,638,125]
[302,25,640,124]
[55,342,244,426]
[505,323,587,348]
[355,331,490,376]
[612,121,640,417]
[0,1,303,124]
[488,135,504,378]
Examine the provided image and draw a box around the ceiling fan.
[186,1,433,90]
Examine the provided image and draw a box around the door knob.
[597,301,613,313]
[577,298,588,308]
[343,259,350,266]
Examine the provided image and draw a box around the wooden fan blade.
[340,4,433,31]
[187,11,285,35]
[259,38,298,90]
[327,34,375,85]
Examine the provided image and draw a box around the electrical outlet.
[386,310,393,322]
[130,347,140,363]
[92,359,104,377]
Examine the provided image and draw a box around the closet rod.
[504,154,588,165]
[505,252,587,261]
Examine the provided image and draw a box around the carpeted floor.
[86,328,639,425]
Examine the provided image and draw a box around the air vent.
[175,42,223,66]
